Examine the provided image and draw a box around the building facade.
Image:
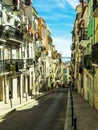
[0,0,63,104]
[71,0,98,110]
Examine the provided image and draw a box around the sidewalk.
[64,90,98,130]
[0,91,52,119]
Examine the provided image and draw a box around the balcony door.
[0,48,3,60]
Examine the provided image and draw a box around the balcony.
[0,59,26,73]
[0,25,23,47]
[84,55,92,70]
[39,45,46,51]
[0,25,6,44]
[48,35,53,44]
[0,25,5,38]
[93,0,98,17]
[71,43,75,51]
[26,58,34,68]
[92,42,98,64]
[79,28,88,42]
[72,58,75,64]
[52,51,57,59]
[79,66,83,73]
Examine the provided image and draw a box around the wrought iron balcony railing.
[52,51,57,59]
[93,0,98,17]
[26,58,34,67]
[0,25,5,39]
[0,25,23,42]
[0,59,27,73]
[71,43,75,50]
[84,54,92,70]
[79,28,88,41]
[92,42,98,64]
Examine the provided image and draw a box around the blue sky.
[33,0,79,57]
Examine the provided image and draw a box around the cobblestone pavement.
[65,91,98,130]
[73,92,98,130]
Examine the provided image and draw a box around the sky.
[33,0,80,58]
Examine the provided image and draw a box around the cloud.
[66,0,79,8]
[53,35,72,57]
[33,0,68,12]
[33,0,77,58]
[48,23,73,27]
[55,0,66,8]
[34,5,54,13]
[43,13,71,22]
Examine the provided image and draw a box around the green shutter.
[88,18,94,38]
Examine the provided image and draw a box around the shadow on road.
[0,89,68,130]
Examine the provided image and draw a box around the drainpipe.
[3,40,7,103]
[92,17,95,107]
[1,0,2,24]
[4,76,6,103]
[92,66,95,107]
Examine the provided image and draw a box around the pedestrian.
[51,82,54,90]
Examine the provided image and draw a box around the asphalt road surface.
[0,88,68,130]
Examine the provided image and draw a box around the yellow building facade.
[93,18,98,110]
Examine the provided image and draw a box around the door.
[0,77,3,101]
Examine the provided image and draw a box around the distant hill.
[62,57,71,63]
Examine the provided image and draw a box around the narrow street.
[0,89,68,130]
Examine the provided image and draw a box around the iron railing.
[0,25,23,41]
[92,42,98,64]
[84,54,92,69]
[0,59,27,73]
[93,0,98,13]
[79,28,88,41]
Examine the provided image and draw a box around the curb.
[0,108,16,119]
[0,91,52,119]
[64,90,71,130]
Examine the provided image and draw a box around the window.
[25,0,31,6]
[13,0,18,6]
